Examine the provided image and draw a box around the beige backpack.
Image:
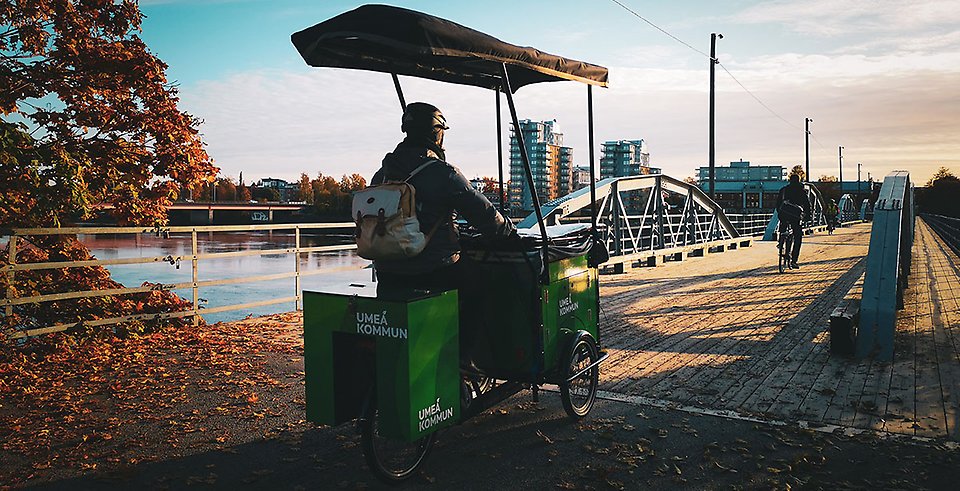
[352,160,441,260]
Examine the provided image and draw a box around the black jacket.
[371,140,515,274]
[776,181,811,222]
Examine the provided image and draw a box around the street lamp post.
[708,32,723,199]
[838,146,843,191]
[858,162,862,196]
[805,117,813,182]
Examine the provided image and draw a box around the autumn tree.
[237,183,252,202]
[215,178,237,202]
[789,165,805,181]
[1,0,217,227]
[339,173,366,193]
[1,1,217,338]
[818,175,838,182]
[251,186,280,202]
[297,173,313,204]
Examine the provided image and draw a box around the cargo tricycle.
[293,4,610,484]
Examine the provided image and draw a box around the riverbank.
[2,312,958,489]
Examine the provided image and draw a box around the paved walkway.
[599,221,960,441]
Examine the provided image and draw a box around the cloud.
[732,0,960,37]
[180,42,960,189]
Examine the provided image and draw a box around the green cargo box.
[303,279,460,442]
[460,250,599,382]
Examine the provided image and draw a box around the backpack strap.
[404,159,438,182]
[405,158,447,244]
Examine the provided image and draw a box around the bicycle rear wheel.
[778,233,793,273]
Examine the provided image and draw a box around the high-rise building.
[600,139,660,178]
[508,120,574,215]
[572,166,593,190]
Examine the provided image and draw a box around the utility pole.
[838,145,844,192]
[708,32,722,199]
[858,162,862,196]
[804,117,813,182]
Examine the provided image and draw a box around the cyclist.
[825,198,839,234]
[776,174,811,269]
[372,102,515,291]
[372,102,516,369]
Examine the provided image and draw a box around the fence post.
[295,226,302,311]
[192,230,199,327]
[4,235,17,320]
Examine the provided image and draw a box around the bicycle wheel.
[778,235,787,273]
[560,333,599,419]
[360,392,436,484]
[783,234,794,270]
[460,373,493,410]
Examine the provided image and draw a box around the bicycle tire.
[360,392,436,484]
[560,332,599,419]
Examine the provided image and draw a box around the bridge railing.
[920,213,960,256]
[519,175,744,264]
[727,213,774,237]
[2,223,359,340]
[857,171,914,360]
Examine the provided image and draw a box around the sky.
[137,0,960,186]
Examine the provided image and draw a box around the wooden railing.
[2,223,360,339]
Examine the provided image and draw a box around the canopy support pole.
[500,63,549,280]
[496,86,505,213]
[391,73,406,109]
[588,85,598,229]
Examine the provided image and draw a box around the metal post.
[191,230,199,327]
[588,85,598,229]
[611,181,621,256]
[655,176,665,248]
[496,87,505,213]
[858,162,862,197]
[391,73,406,109]
[805,117,813,181]
[708,33,722,199]
[838,146,844,190]
[500,63,548,274]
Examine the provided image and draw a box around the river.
[79,231,369,324]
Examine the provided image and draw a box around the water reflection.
[80,231,368,324]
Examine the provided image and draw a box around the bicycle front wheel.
[360,393,436,484]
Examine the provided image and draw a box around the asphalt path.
[23,388,960,490]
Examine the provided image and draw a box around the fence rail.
[3,223,361,340]
[921,213,960,256]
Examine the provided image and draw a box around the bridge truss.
[518,175,745,266]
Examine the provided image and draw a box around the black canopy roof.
[291,4,609,92]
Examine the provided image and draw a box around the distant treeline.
[917,167,960,218]
[182,173,367,218]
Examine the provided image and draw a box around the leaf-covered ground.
[2,313,959,490]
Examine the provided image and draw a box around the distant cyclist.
[825,198,839,234]
[776,174,811,269]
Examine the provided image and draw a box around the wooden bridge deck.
[599,220,960,441]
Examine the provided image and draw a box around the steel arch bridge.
[516,174,834,265]
[518,175,743,262]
